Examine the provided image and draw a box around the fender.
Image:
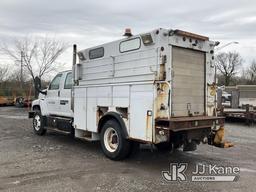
[98,111,129,138]
[31,99,49,116]
[29,99,41,118]
[31,99,40,109]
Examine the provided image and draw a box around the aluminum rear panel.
[172,47,205,116]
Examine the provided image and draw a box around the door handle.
[60,100,68,105]
[58,90,60,97]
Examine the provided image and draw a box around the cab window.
[49,74,62,90]
[64,73,72,89]
[89,47,104,59]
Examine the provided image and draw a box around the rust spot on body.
[155,83,169,119]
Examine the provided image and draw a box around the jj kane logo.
[162,163,188,181]
[162,163,240,182]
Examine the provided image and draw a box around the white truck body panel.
[33,28,218,144]
[239,98,256,107]
[72,28,216,142]
[73,82,154,141]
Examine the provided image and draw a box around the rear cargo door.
[171,47,205,116]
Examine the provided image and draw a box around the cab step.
[48,127,71,135]
[45,116,73,133]
[75,129,100,142]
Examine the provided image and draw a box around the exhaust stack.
[71,44,77,112]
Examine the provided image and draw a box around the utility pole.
[20,51,24,89]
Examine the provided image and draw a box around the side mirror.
[35,76,41,90]
[34,76,47,95]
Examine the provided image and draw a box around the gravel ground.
[0,106,255,192]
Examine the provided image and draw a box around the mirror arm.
[39,90,47,95]
[34,76,47,96]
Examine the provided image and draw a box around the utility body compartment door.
[129,84,154,141]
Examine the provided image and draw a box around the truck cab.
[30,71,75,136]
[32,71,73,117]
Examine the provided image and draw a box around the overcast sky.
[0,0,256,76]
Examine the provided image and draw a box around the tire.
[70,126,75,138]
[183,141,197,151]
[156,142,173,151]
[15,97,24,108]
[33,110,47,136]
[100,119,131,160]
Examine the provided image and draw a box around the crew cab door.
[45,73,62,115]
[59,72,73,117]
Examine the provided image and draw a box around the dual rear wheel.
[100,119,132,160]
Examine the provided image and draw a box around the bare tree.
[1,36,68,97]
[0,65,9,83]
[247,60,256,83]
[1,36,68,83]
[216,51,243,86]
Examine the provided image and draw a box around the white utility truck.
[29,28,225,160]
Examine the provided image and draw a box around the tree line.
[0,37,255,98]
[216,51,256,86]
[0,36,68,97]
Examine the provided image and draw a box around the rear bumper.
[155,116,225,132]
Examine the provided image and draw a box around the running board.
[47,127,71,135]
[45,116,73,133]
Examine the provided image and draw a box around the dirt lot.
[0,106,255,192]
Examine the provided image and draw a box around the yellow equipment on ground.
[0,96,14,106]
[213,126,234,148]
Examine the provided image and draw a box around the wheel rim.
[33,115,41,131]
[103,127,119,153]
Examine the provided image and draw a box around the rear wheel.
[33,110,47,136]
[156,142,173,151]
[183,141,197,151]
[100,119,131,160]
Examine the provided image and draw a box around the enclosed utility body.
[30,28,224,160]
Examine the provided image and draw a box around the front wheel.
[33,110,47,136]
[100,119,131,160]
